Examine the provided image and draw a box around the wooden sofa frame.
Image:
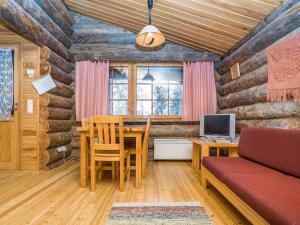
[202,166,269,225]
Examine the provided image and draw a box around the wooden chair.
[126,118,151,177]
[89,116,130,192]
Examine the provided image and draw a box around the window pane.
[112,100,128,115]
[169,101,182,115]
[152,67,183,84]
[113,84,128,99]
[137,67,153,83]
[153,85,168,100]
[153,101,168,115]
[137,100,151,115]
[169,85,182,99]
[137,84,151,100]
[109,67,128,83]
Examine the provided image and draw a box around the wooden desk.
[77,126,146,189]
[190,137,239,170]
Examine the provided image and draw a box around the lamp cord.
[148,0,153,25]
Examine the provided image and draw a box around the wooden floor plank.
[0,161,250,225]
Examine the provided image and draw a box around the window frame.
[109,62,183,120]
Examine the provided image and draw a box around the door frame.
[0,44,21,169]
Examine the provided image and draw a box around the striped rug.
[107,201,214,225]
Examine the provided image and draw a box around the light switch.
[27,99,33,114]
[26,69,35,78]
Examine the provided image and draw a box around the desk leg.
[80,134,88,188]
[136,133,142,189]
[192,143,200,169]
[200,145,209,170]
[229,147,238,157]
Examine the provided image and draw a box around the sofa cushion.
[222,172,300,225]
[202,157,276,183]
[238,128,300,178]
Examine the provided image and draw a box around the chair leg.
[120,159,125,192]
[98,161,103,181]
[91,158,96,192]
[116,162,120,178]
[112,162,116,179]
[127,154,130,180]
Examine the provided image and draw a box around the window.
[109,64,183,118]
[136,66,183,116]
[109,66,128,115]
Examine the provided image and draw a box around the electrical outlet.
[57,146,67,153]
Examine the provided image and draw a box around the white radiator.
[154,139,193,160]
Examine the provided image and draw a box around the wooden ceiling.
[65,0,283,55]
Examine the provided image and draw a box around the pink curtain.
[75,61,109,121]
[182,61,217,121]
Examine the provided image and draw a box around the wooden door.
[0,45,20,169]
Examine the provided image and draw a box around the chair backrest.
[143,118,151,151]
[81,117,88,129]
[89,116,124,156]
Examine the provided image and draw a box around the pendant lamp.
[136,0,165,48]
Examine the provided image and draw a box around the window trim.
[110,62,183,120]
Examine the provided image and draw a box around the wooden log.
[0,0,70,60]
[50,0,75,25]
[41,47,73,73]
[71,43,220,62]
[221,64,268,96]
[40,105,73,120]
[40,93,74,109]
[70,137,80,150]
[34,0,73,36]
[51,64,73,85]
[40,46,50,60]
[48,80,74,98]
[218,3,300,74]
[236,117,300,132]
[40,132,72,150]
[40,119,74,133]
[41,144,72,166]
[150,124,200,137]
[219,84,267,109]
[219,50,267,85]
[220,101,300,120]
[40,62,51,76]
[15,0,72,48]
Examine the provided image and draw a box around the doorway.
[0,45,20,169]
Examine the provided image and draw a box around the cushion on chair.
[202,157,276,183]
[238,128,300,178]
[222,172,300,225]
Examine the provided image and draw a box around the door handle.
[13,102,19,111]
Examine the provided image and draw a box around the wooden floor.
[0,161,250,225]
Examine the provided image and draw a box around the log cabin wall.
[0,0,75,169]
[69,12,220,159]
[217,0,300,132]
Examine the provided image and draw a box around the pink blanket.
[267,33,300,102]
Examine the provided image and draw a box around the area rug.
[107,201,214,225]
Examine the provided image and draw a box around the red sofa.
[202,128,300,225]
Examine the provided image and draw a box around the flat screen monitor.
[200,114,236,138]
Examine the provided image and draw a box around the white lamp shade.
[136,25,165,48]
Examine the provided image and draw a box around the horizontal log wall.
[217,1,300,131]
[0,0,75,168]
